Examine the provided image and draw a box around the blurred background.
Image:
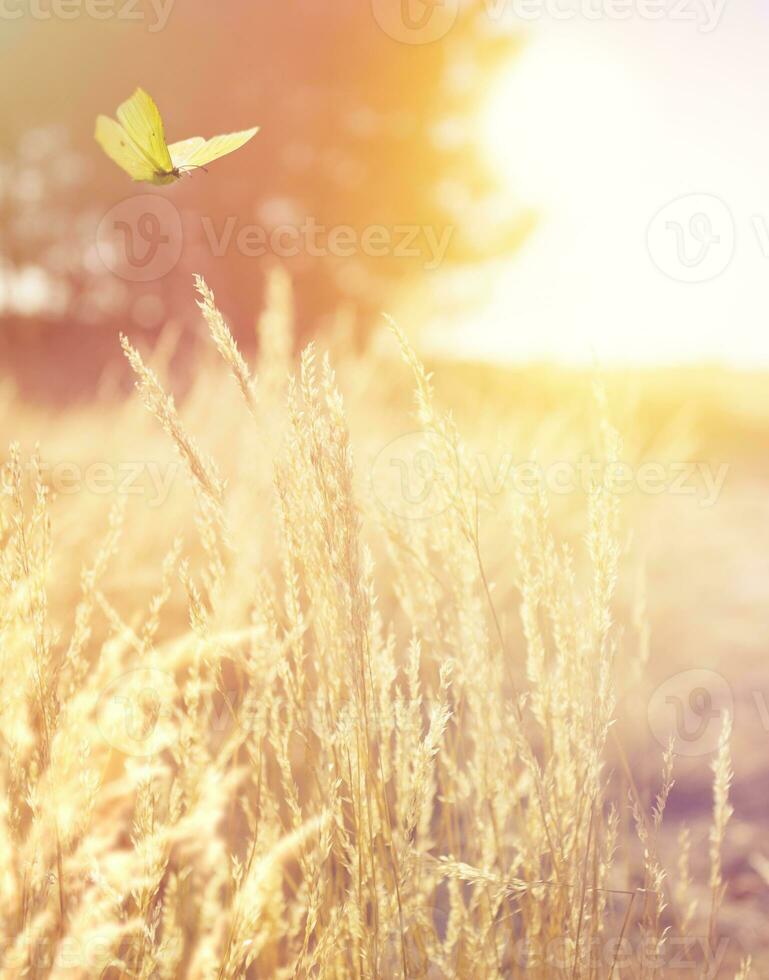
[3,0,769,396]
[2,0,769,968]
[0,0,529,395]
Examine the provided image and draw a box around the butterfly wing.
[172,127,259,169]
[97,90,257,181]
[94,115,158,182]
[115,88,174,173]
[168,137,206,169]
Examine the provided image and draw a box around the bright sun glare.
[479,35,645,206]
[426,33,685,365]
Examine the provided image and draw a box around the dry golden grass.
[0,273,756,978]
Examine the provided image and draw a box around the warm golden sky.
[2,2,768,369]
[427,2,769,366]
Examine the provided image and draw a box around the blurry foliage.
[0,128,99,322]
[0,2,530,395]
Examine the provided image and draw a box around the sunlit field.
[0,270,764,976]
[2,1,769,977]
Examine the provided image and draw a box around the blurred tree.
[0,0,530,394]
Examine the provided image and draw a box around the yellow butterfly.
[95,88,259,185]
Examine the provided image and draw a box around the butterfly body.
[153,167,191,184]
[95,88,258,185]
